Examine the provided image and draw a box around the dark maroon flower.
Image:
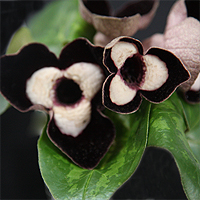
[102,36,190,114]
[0,38,115,169]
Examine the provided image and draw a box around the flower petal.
[0,43,58,111]
[164,17,200,92]
[140,48,190,102]
[48,108,115,169]
[110,41,138,69]
[103,36,143,73]
[64,62,105,101]
[191,73,200,92]
[165,0,187,31]
[142,33,165,52]
[185,73,200,103]
[26,67,62,109]
[59,38,105,71]
[79,0,111,21]
[53,98,91,137]
[79,0,140,38]
[141,54,168,91]
[79,0,159,39]
[103,74,142,114]
[109,75,137,106]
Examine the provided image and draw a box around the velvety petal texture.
[143,0,200,103]
[0,38,115,169]
[102,36,190,114]
[0,44,58,111]
[79,0,159,46]
[48,105,115,169]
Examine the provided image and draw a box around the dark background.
[1,0,187,199]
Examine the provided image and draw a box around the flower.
[143,0,200,103]
[102,36,190,114]
[79,0,159,46]
[0,38,115,169]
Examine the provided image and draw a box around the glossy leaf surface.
[38,101,150,199]
[147,92,200,200]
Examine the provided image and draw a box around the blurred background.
[1,0,187,199]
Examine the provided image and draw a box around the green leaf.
[187,124,200,163]
[147,92,200,200]
[0,93,10,115]
[6,26,34,54]
[38,100,150,199]
[179,94,200,163]
[179,94,200,131]
[27,0,95,56]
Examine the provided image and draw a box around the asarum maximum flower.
[79,0,159,46]
[0,38,115,169]
[143,0,200,103]
[102,36,190,114]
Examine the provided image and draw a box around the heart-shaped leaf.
[38,100,150,199]
[147,92,200,200]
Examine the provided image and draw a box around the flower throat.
[55,78,82,105]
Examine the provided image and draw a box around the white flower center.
[26,62,104,137]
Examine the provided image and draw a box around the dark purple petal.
[59,38,107,74]
[0,43,58,111]
[140,48,190,102]
[103,74,142,114]
[48,108,115,169]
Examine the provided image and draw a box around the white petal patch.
[111,41,138,69]
[191,73,200,91]
[53,99,91,137]
[64,62,105,100]
[26,67,63,108]
[110,75,137,105]
[141,55,168,91]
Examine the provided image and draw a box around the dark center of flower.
[120,54,146,87]
[55,78,82,105]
